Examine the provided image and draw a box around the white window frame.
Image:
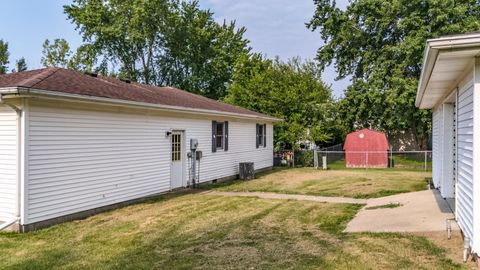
[258,124,264,147]
[216,122,225,150]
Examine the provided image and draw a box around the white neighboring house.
[0,68,279,231]
[416,32,480,255]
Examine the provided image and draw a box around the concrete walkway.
[205,189,458,233]
[345,189,458,233]
[203,191,368,204]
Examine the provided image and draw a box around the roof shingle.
[0,68,274,119]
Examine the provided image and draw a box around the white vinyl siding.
[0,105,18,221]
[441,103,455,198]
[201,122,273,178]
[456,73,474,242]
[432,106,442,189]
[25,100,273,224]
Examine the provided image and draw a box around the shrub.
[294,150,314,167]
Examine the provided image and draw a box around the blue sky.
[0,0,349,96]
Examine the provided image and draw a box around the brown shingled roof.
[0,68,276,120]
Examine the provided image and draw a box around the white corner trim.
[472,57,480,252]
[20,98,29,225]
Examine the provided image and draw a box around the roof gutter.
[416,33,480,108]
[415,44,439,108]
[0,87,281,122]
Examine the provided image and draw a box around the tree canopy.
[0,40,9,74]
[41,39,72,68]
[13,57,27,72]
[308,0,480,149]
[63,0,250,99]
[225,54,339,148]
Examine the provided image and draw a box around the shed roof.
[343,128,389,151]
[0,68,279,121]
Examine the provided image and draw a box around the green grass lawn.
[0,193,462,269]
[205,167,431,198]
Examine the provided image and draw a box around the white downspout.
[0,94,22,229]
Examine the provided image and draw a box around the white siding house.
[0,68,279,230]
[416,32,480,255]
[0,104,18,222]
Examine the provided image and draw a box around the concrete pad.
[204,191,368,204]
[345,189,458,233]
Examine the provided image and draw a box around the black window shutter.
[224,121,229,151]
[256,124,260,148]
[212,121,217,153]
[263,124,267,148]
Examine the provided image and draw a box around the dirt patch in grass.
[205,167,430,198]
[415,231,477,269]
[0,193,462,269]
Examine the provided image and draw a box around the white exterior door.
[170,131,185,189]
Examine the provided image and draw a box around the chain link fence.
[313,150,432,171]
[274,149,432,171]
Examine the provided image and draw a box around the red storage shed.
[343,128,390,168]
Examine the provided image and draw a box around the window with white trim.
[212,121,229,152]
[216,122,224,149]
[256,123,266,148]
[258,124,264,147]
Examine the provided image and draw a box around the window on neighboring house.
[212,121,229,152]
[258,124,264,147]
[216,122,224,149]
[256,123,266,148]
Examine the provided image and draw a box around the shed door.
[170,131,185,189]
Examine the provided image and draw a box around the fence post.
[424,151,427,171]
[390,147,393,168]
[292,146,295,168]
[366,151,368,170]
[314,150,318,169]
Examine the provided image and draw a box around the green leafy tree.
[64,0,249,99]
[12,57,27,72]
[68,44,105,73]
[41,39,72,68]
[158,1,249,98]
[225,54,337,148]
[64,0,171,82]
[0,39,9,74]
[308,0,480,149]
[41,39,102,73]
